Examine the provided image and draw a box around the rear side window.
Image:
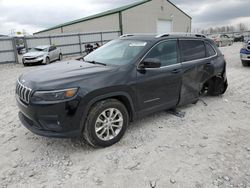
[145,40,178,67]
[49,46,56,51]
[205,42,216,57]
[180,40,206,62]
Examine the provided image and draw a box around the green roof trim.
[34,0,191,34]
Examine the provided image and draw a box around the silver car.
[22,45,62,66]
[210,34,233,47]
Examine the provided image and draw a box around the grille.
[25,57,36,60]
[16,80,32,104]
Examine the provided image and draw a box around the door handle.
[206,62,211,65]
[171,69,181,74]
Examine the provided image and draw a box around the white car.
[22,45,62,66]
[210,34,233,47]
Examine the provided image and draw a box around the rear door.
[178,39,207,105]
[136,39,182,114]
[49,46,57,60]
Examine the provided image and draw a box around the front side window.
[180,40,206,62]
[144,40,178,67]
[84,39,148,65]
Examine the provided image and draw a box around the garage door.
[157,20,172,34]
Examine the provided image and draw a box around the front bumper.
[240,49,250,61]
[23,57,44,64]
[16,96,83,138]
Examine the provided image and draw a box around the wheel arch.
[79,91,136,132]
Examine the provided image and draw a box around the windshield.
[84,39,148,65]
[29,47,48,52]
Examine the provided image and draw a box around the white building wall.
[35,13,120,36]
[121,0,191,34]
[62,13,120,33]
[35,0,191,36]
[36,28,62,36]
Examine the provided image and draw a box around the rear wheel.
[242,60,249,67]
[83,99,129,147]
[58,54,62,61]
[207,77,228,96]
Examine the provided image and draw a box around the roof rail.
[156,33,206,38]
[120,33,156,38]
[120,34,135,38]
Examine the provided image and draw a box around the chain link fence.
[206,31,250,38]
[0,37,18,64]
[0,31,121,64]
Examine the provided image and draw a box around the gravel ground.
[0,43,250,188]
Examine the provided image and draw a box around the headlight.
[31,88,78,103]
[36,55,44,59]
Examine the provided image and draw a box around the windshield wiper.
[84,60,106,66]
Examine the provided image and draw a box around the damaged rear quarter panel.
[178,42,225,106]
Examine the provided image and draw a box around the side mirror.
[139,58,161,69]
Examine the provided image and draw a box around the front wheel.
[83,99,129,147]
[58,54,62,61]
[45,57,50,65]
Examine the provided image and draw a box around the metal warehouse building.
[34,0,191,36]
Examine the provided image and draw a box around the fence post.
[12,37,19,64]
[78,33,82,54]
[23,37,28,53]
[49,36,52,45]
[100,32,103,45]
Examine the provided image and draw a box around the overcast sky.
[0,0,249,35]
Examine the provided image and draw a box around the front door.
[136,40,182,114]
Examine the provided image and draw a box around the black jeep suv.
[16,34,228,147]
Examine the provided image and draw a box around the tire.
[83,99,129,147]
[242,60,249,67]
[207,77,228,96]
[58,54,62,61]
[22,59,28,66]
[45,57,50,65]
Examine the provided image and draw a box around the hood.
[19,60,115,90]
[23,51,46,57]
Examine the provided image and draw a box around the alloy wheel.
[95,108,123,141]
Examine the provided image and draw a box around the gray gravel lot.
[0,43,250,188]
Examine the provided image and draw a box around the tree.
[238,23,247,32]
